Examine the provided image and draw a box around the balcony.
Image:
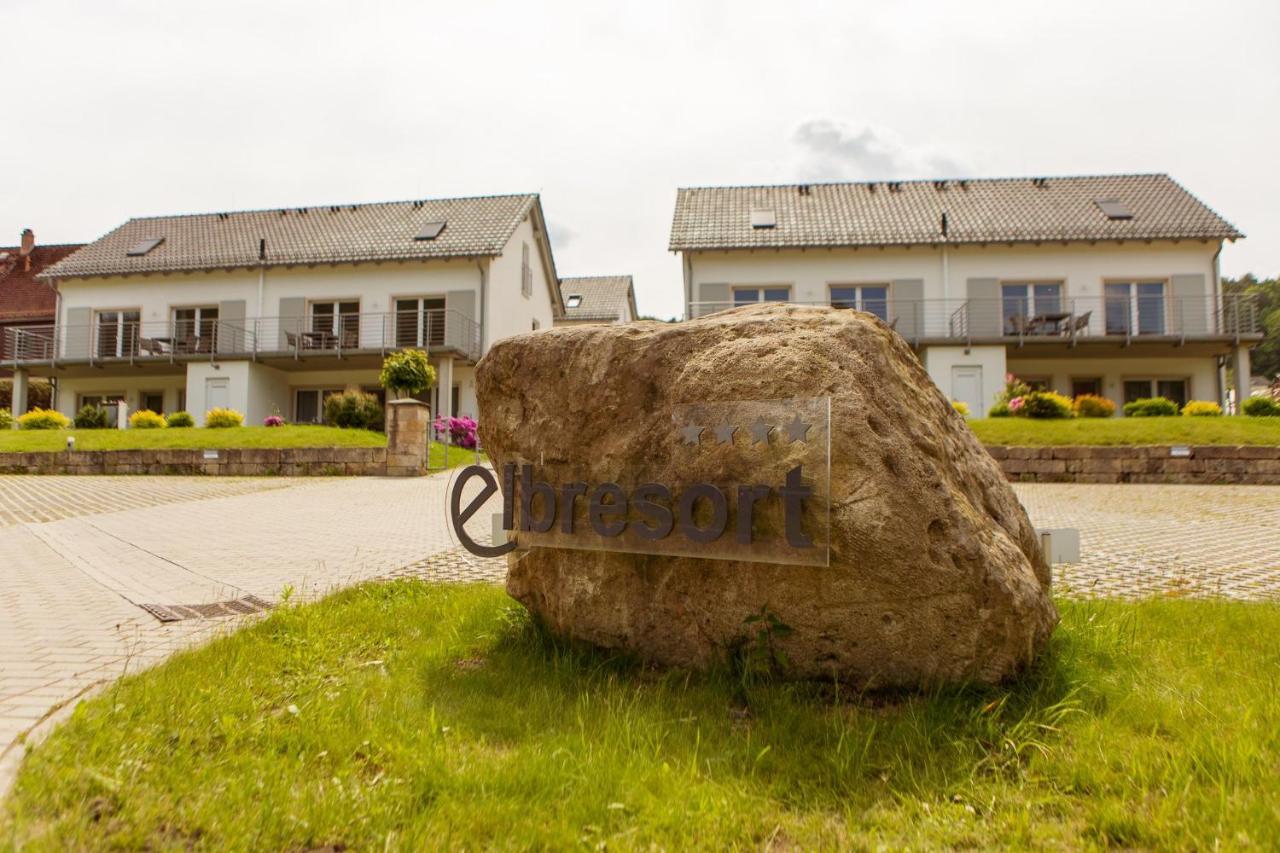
[685,293,1261,346]
[3,309,482,369]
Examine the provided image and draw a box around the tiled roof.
[669,174,1243,251]
[0,243,81,321]
[41,194,540,279]
[559,275,635,321]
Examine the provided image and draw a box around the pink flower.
[264,415,285,427]
[1009,396,1025,411]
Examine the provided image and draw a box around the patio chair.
[1066,311,1092,336]
[1007,314,1030,335]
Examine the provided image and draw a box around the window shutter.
[965,278,1000,338]
[218,300,246,354]
[696,283,730,318]
[890,279,923,339]
[445,290,477,357]
[1170,274,1207,335]
[277,297,305,350]
[63,307,91,359]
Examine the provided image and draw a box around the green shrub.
[1242,396,1280,417]
[323,390,383,430]
[1123,397,1179,417]
[988,402,1012,418]
[380,349,436,399]
[74,405,111,429]
[129,409,167,429]
[950,400,970,418]
[204,408,244,428]
[0,409,11,430]
[165,411,196,428]
[1017,391,1074,419]
[18,408,70,430]
[1073,394,1116,418]
[1182,400,1223,417]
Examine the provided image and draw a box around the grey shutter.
[445,290,477,357]
[218,299,246,354]
[696,282,730,318]
[890,279,923,340]
[1170,274,1207,335]
[63,307,91,359]
[277,297,305,350]
[965,277,1000,338]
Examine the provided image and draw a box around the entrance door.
[951,366,984,416]
[205,378,230,412]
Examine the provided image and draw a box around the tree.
[379,349,437,399]
[1223,275,1280,381]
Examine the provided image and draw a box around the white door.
[205,378,230,412]
[951,366,983,416]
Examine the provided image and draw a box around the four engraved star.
[682,415,812,445]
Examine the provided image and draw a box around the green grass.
[0,426,387,452]
[4,584,1277,849]
[969,415,1280,446]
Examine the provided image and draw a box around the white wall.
[922,346,1007,417]
[55,375,186,420]
[486,215,557,344]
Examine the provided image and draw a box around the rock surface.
[476,304,1058,687]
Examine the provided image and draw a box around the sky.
[5,0,1278,320]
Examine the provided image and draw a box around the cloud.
[789,119,969,182]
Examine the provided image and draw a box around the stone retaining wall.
[987,445,1280,485]
[0,447,421,477]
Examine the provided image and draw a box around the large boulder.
[476,304,1057,687]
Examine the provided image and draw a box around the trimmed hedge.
[205,408,245,428]
[1242,396,1280,417]
[1123,397,1179,417]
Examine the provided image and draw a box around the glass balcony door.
[1001,283,1062,335]
[95,310,141,358]
[732,286,790,306]
[172,306,219,354]
[1105,282,1166,335]
[829,285,889,321]
[310,301,360,349]
[395,297,446,348]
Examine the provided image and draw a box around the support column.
[1233,345,1252,414]
[10,368,29,423]
[386,399,429,475]
[437,356,454,420]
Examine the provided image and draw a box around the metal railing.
[685,293,1261,344]
[4,308,482,367]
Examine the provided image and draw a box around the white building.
[670,174,1261,416]
[553,275,638,326]
[8,194,564,425]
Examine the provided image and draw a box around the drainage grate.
[138,595,274,623]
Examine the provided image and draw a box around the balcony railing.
[3,309,481,367]
[685,293,1261,344]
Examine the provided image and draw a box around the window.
[1001,282,1063,334]
[1094,198,1133,220]
[532,319,540,331]
[141,392,164,414]
[732,286,790,306]
[414,221,446,241]
[1123,379,1187,409]
[172,306,219,354]
[78,394,124,425]
[294,388,344,424]
[126,237,164,257]
[177,389,186,413]
[829,285,889,321]
[310,301,360,348]
[566,294,582,309]
[750,209,777,229]
[94,310,141,358]
[395,297,445,348]
[521,243,532,298]
[1105,282,1165,335]
[1071,377,1102,398]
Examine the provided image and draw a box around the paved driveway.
[1,475,1277,795]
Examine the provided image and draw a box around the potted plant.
[379,349,437,401]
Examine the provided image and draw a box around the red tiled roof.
[0,243,79,322]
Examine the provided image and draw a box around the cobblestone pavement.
[1,476,1278,797]
[1012,483,1280,600]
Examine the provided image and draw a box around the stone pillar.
[1233,345,1252,414]
[386,398,430,475]
[437,356,454,420]
[10,368,28,423]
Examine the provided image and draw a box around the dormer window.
[126,237,164,256]
[750,209,777,229]
[414,221,447,241]
[566,294,582,308]
[1094,199,1133,220]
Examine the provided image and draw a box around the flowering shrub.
[1242,396,1280,417]
[129,410,167,429]
[1123,397,1179,417]
[434,415,478,449]
[18,408,70,430]
[950,400,970,417]
[205,408,245,428]
[264,415,286,427]
[1008,396,1025,414]
[1073,394,1116,418]
[1014,391,1074,419]
[1181,400,1223,417]
[165,411,195,428]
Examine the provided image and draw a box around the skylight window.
[414,221,447,241]
[126,237,164,257]
[750,209,777,229]
[1094,198,1133,220]
[566,295,582,308]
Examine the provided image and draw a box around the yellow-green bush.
[165,411,195,428]
[1073,394,1116,418]
[1181,400,1223,417]
[204,408,244,429]
[950,400,970,417]
[1016,390,1074,419]
[129,409,167,429]
[0,409,11,430]
[17,408,70,430]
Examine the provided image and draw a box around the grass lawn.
[0,426,386,452]
[4,584,1277,849]
[969,415,1280,446]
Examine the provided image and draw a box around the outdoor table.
[1029,311,1072,335]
